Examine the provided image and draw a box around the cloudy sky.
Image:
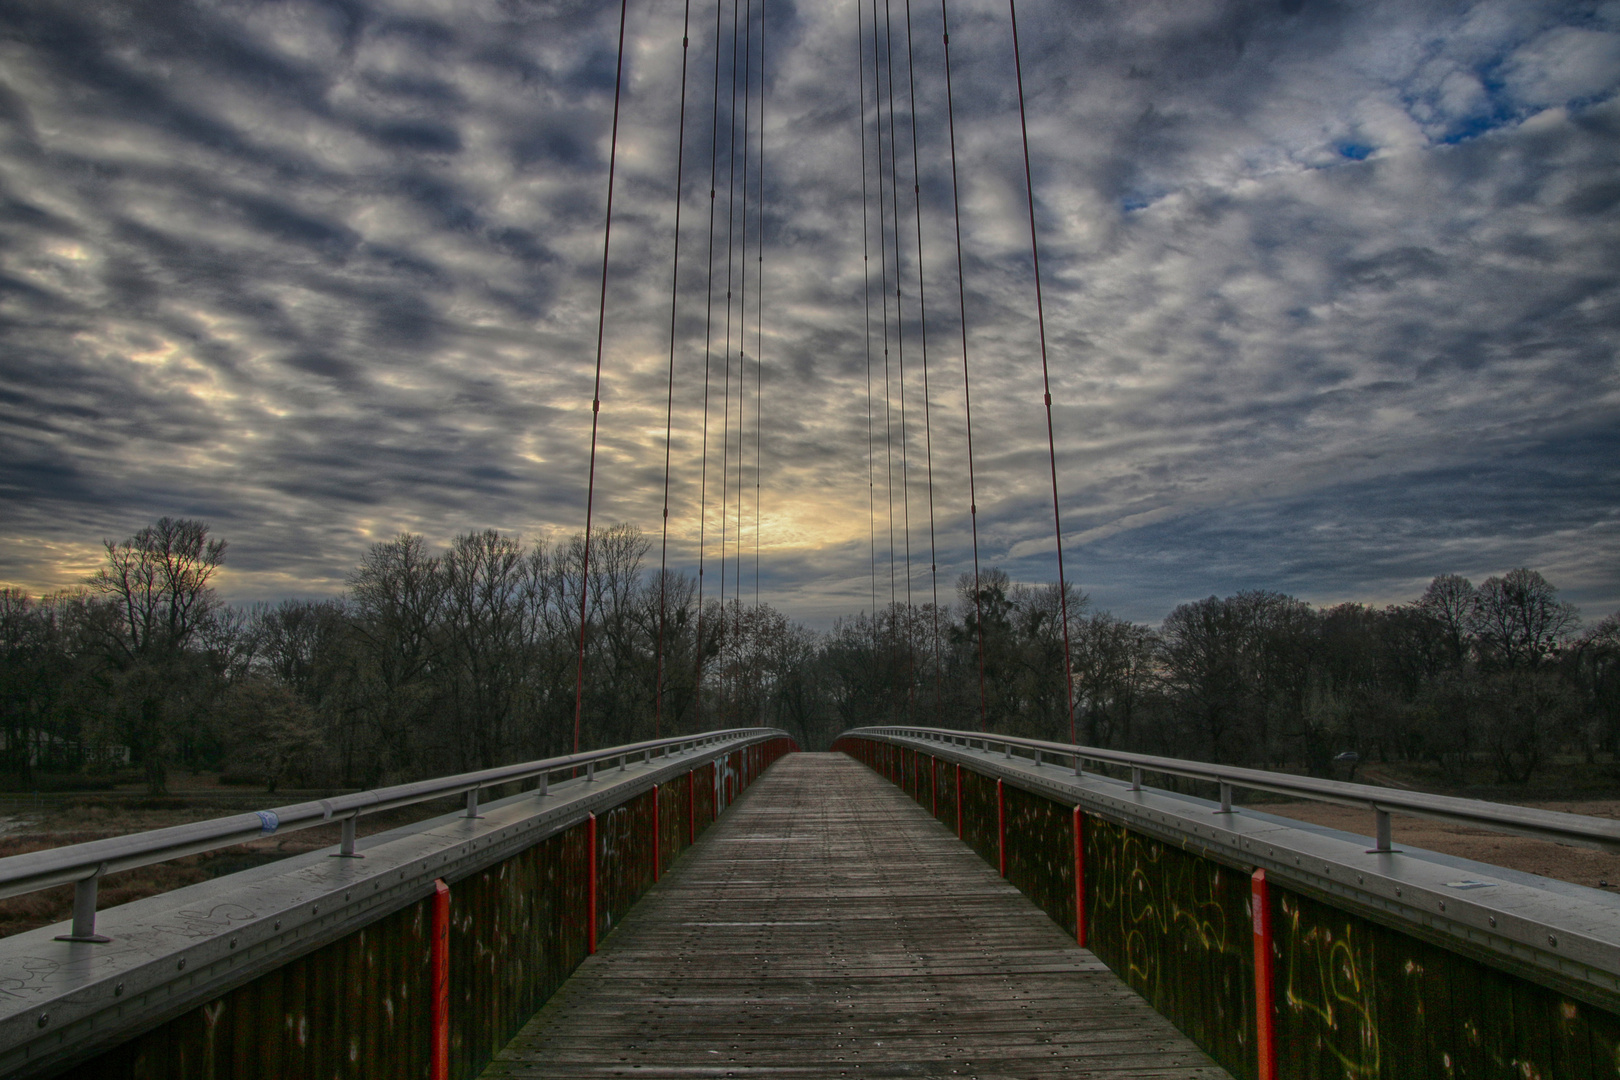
[1,0,1617,627]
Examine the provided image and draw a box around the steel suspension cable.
[1008,0,1076,742]
[753,5,766,610]
[940,0,987,730]
[857,0,878,618]
[883,0,915,647]
[902,0,940,704]
[692,0,729,728]
[655,0,697,740]
[572,0,633,755]
[729,0,751,712]
[732,0,753,709]
[717,0,742,718]
[871,0,897,614]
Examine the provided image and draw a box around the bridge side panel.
[596,787,657,941]
[1084,814,1254,1076]
[55,895,435,1080]
[449,821,589,1080]
[1269,883,1620,1080]
[933,754,958,830]
[656,773,689,873]
[838,734,1620,1080]
[47,737,795,1080]
[1001,784,1075,937]
[958,767,999,866]
[693,760,716,831]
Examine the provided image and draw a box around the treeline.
[0,518,824,793]
[831,569,1620,785]
[2,516,1617,793]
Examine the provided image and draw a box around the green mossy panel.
[1084,815,1255,1080]
[958,766,999,866]
[933,754,959,830]
[596,786,657,936]
[1273,885,1620,1080]
[1002,784,1075,936]
[58,898,435,1080]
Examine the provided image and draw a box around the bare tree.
[1472,568,1580,670]
[1417,574,1476,669]
[85,518,227,793]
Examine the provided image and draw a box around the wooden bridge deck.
[482,752,1232,1079]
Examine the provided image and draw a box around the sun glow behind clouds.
[0,0,1615,624]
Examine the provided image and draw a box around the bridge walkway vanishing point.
[483,752,1231,1079]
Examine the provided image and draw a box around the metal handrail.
[0,727,782,942]
[846,725,1620,856]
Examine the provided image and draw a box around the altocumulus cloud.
[0,0,1615,626]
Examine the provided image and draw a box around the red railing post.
[997,778,1007,878]
[652,783,661,883]
[430,878,449,1080]
[956,763,963,839]
[1073,807,1086,947]
[1252,869,1277,1080]
[930,756,938,818]
[587,813,598,955]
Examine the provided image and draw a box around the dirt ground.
[6,780,1620,940]
[0,795,463,938]
[1258,799,1620,892]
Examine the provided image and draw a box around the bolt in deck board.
[481,752,1233,1079]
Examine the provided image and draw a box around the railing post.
[430,878,450,1080]
[1073,807,1086,947]
[466,787,481,819]
[587,812,598,955]
[55,867,110,943]
[1369,808,1400,854]
[1251,869,1277,1080]
[587,759,595,783]
[930,756,938,819]
[1131,766,1141,792]
[1073,753,1082,777]
[997,778,1007,878]
[956,763,963,839]
[335,814,362,858]
[538,771,549,797]
[1218,781,1233,814]
[652,783,661,882]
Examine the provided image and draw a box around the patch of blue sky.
[1120,189,1168,213]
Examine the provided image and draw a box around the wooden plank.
[482,753,1232,1080]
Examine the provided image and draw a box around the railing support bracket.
[55,867,110,943]
[331,814,364,858]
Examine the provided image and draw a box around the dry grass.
[1261,799,1620,893]
[0,798,460,938]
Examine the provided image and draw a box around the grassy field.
[4,756,1620,939]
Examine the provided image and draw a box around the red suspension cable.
[902,0,941,705]
[883,0,914,635]
[857,0,879,618]
[717,0,742,719]
[940,0,987,730]
[1008,0,1076,742]
[572,0,633,755]
[754,3,766,610]
[693,0,728,729]
[872,0,898,615]
[656,0,697,740]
